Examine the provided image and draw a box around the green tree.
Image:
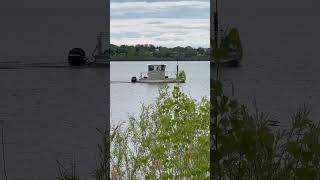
[110,85,210,179]
[176,70,186,82]
[110,44,210,59]
[210,41,320,179]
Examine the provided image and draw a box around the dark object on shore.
[131,76,137,82]
[222,59,241,67]
[211,28,243,67]
[68,48,87,65]
[212,58,241,67]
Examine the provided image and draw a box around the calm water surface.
[111,61,210,126]
[219,13,320,124]
[0,63,107,179]
[1,0,320,178]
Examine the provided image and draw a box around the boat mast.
[176,51,179,75]
[214,0,219,49]
[177,56,179,76]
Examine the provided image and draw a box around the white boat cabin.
[132,64,184,83]
[146,64,167,80]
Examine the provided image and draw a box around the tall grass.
[56,159,78,180]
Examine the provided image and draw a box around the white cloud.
[111,1,209,19]
[111,1,209,48]
[111,0,209,2]
[111,1,209,11]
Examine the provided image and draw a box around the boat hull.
[136,78,185,83]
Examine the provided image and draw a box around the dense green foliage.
[107,83,320,179]
[211,28,243,65]
[211,79,320,179]
[110,85,210,179]
[176,70,186,82]
[58,83,320,179]
[110,44,209,59]
[210,43,320,179]
[220,28,243,59]
[58,40,320,179]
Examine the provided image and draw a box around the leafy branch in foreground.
[1,120,8,180]
[107,82,320,179]
[210,79,320,179]
[93,126,117,180]
[110,85,210,179]
[56,159,78,180]
[176,70,186,82]
[211,44,320,179]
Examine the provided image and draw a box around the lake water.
[0,62,108,179]
[1,0,320,179]
[110,61,210,126]
[218,9,320,125]
[1,55,320,179]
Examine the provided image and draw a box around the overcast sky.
[111,0,209,48]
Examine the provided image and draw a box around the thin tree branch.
[1,120,8,180]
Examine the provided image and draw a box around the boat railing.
[165,71,178,77]
[139,71,177,78]
[139,72,148,78]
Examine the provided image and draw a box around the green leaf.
[259,129,274,147]
[212,47,229,63]
[296,167,316,179]
[287,142,301,159]
[301,151,313,162]
[176,70,186,81]
[211,80,222,97]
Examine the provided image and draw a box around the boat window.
[148,65,154,71]
[161,65,165,71]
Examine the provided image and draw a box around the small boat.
[131,64,186,83]
[68,32,109,66]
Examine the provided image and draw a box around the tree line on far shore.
[110,44,210,59]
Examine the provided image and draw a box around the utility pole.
[214,0,219,49]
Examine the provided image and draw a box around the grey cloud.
[173,38,185,41]
[110,0,209,47]
[112,7,209,19]
[112,32,143,38]
[155,37,171,41]
[162,25,209,30]
[112,0,208,2]
[144,33,161,38]
[146,21,165,24]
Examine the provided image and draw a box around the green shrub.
[108,81,320,180]
[110,85,209,179]
[176,70,186,82]
[210,79,320,180]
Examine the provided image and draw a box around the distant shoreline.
[110,57,210,61]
